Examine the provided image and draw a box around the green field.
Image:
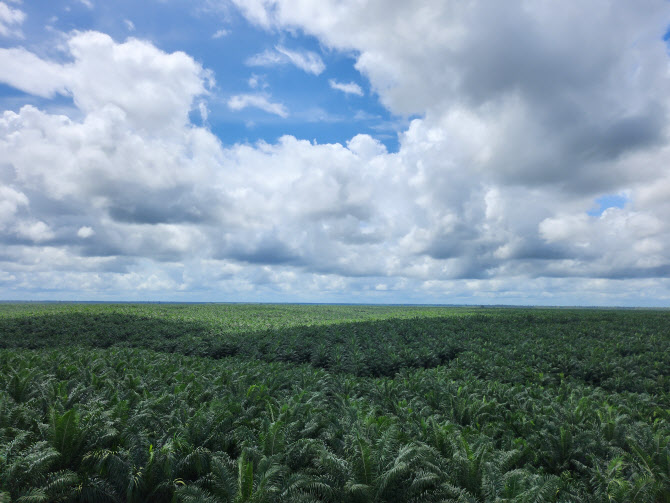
[1,304,668,502]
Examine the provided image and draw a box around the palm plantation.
[0,304,668,502]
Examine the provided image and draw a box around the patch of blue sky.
[0,82,81,121]
[1,0,403,151]
[587,193,629,216]
[203,16,400,150]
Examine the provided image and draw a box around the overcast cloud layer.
[1,1,670,305]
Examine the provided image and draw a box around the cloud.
[15,220,54,243]
[231,1,670,113]
[227,93,288,117]
[229,0,670,196]
[123,19,135,31]
[275,45,325,75]
[329,79,363,96]
[248,74,268,89]
[0,31,211,131]
[212,28,229,39]
[246,48,283,67]
[0,186,28,229]
[0,1,24,38]
[0,32,224,261]
[228,0,670,283]
[246,45,325,75]
[198,101,209,122]
[0,48,68,97]
[77,226,95,238]
[2,1,670,304]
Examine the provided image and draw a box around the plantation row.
[0,303,467,337]
[1,308,668,393]
[0,305,669,502]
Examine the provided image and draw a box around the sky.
[1,1,670,306]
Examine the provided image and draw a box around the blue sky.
[1,0,670,305]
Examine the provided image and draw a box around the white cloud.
[123,19,135,31]
[0,186,28,228]
[15,220,54,242]
[2,3,670,304]
[212,28,229,38]
[0,31,211,131]
[0,1,24,38]
[233,1,670,119]
[248,74,267,89]
[198,101,209,122]
[246,48,283,67]
[275,45,325,75]
[228,93,288,117]
[77,226,95,238]
[246,45,325,75]
[329,79,363,96]
[229,0,670,283]
[0,48,68,97]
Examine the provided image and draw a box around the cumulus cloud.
[0,186,28,229]
[15,220,55,243]
[0,32,223,269]
[329,79,363,96]
[227,93,288,117]
[0,31,211,131]
[246,45,325,75]
[0,32,392,286]
[77,226,95,238]
[230,0,670,194]
[227,0,670,286]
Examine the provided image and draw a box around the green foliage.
[0,303,669,502]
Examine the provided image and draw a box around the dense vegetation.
[0,303,668,502]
